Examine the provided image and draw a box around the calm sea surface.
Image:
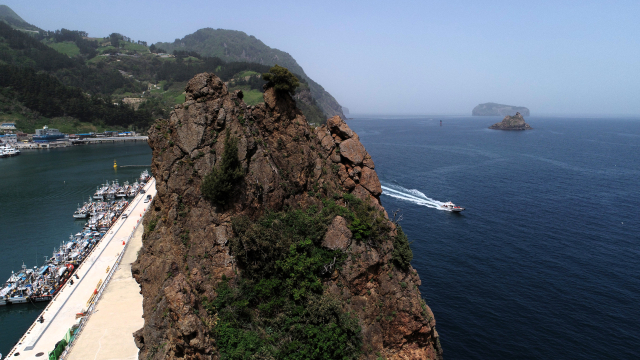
[348,116,639,359]
[0,117,638,359]
[0,142,151,355]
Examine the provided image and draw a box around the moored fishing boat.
[0,170,149,307]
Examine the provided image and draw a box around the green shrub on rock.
[392,225,413,270]
[201,129,244,206]
[262,64,300,95]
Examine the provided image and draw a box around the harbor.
[4,174,156,359]
[11,136,149,150]
[0,141,153,356]
[0,171,151,307]
[1,123,147,152]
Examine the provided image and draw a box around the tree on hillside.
[149,44,156,52]
[109,33,121,48]
[262,64,299,95]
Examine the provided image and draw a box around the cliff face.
[489,112,533,130]
[473,102,530,116]
[132,73,442,359]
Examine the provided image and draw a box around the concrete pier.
[6,178,156,360]
[66,225,144,360]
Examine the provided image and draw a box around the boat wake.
[381,184,448,210]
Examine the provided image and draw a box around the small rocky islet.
[489,112,533,130]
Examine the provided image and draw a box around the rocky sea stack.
[132,72,443,359]
[489,112,533,130]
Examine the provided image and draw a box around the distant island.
[473,102,530,116]
[489,112,533,130]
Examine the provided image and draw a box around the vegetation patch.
[201,129,244,206]
[262,65,300,95]
[203,194,395,359]
[391,225,413,270]
[205,200,370,359]
[45,41,81,57]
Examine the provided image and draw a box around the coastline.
[12,136,148,150]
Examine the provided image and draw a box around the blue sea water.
[347,115,639,359]
[0,118,638,359]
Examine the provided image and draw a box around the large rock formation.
[489,112,533,130]
[473,102,530,116]
[132,73,442,359]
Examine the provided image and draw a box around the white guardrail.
[57,179,154,360]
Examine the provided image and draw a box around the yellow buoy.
[113,159,117,169]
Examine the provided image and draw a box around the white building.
[0,134,17,143]
[1,123,17,131]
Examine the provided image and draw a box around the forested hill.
[0,21,152,133]
[0,5,40,32]
[154,28,346,120]
[0,8,327,133]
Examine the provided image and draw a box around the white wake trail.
[381,184,447,210]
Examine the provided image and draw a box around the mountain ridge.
[154,28,346,120]
[0,5,41,32]
[0,7,327,133]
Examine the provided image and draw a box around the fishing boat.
[0,170,147,307]
[440,201,465,212]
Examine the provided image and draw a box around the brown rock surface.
[133,73,443,360]
[489,112,533,130]
[322,216,352,250]
[340,138,367,165]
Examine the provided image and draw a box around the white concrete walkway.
[7,178,156,360]
[66,224,145,360]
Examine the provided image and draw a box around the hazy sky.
[7,0,640,115]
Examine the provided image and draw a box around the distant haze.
[5,0,640,116]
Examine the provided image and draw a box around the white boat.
[140,170,150,183]
[440,201,465,212]
[93,184,107,200]
[0,144,20,157]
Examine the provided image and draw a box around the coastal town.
[0,123,147,156]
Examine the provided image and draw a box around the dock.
[6,178,156,360]
[66,223,145,360]
[14,136,148,149]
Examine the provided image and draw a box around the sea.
[0,117,638,359]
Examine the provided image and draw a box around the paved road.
[7,178,156,359]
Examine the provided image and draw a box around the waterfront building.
[0,134,17,143]
[1,122,16,131]
[33,126,66,142]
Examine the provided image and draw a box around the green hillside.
[155,28,345,120]
[0,5,25,22]
[0,5,41,32]
[0,5,330,133]
[0,17,328,133]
